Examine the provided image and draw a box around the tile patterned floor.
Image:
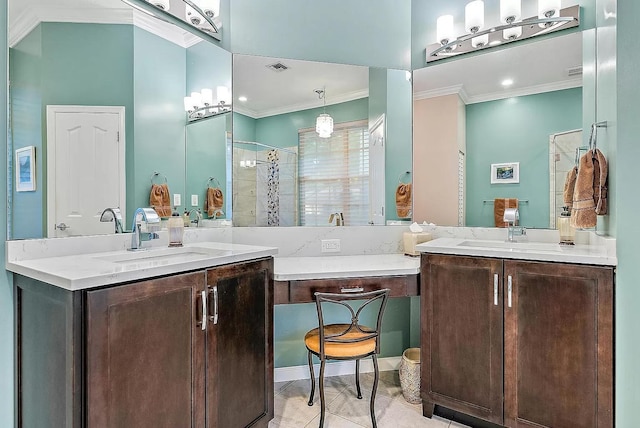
[269,371,470,428]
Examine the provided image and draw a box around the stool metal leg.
[307,350,315,406]
[370,354,379,428]
[319,358,327,428]
[355,359,363,399]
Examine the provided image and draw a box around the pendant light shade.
[316,114,334,139]
[147,0,170,11]
[471,34,489,48]
[315,88,334,138]
[503,26,523,40]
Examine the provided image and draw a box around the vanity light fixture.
[427,1,579,63]
[315,88,334,139]
[184,86,232,122]
[126,0,222,41]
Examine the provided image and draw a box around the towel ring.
[398,171,411,185]
[207,177,221,188]
[150,171,167,185]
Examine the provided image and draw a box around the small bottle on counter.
[167,208,184,247]
[182,209,190,227]
[557,206,575,245]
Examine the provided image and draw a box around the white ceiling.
[413,31,583,104]
[9,0,583,112]
[233,55,369,119]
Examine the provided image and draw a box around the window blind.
[299,120,369,226]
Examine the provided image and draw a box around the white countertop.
[416,238,617,266]
[274,254,420,281]
[7,242,278,291]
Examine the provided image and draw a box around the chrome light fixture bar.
[185,87,231,122]
[426,4,579,63]
[121,0,222,42]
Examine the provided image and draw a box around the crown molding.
[232,105,259,119]
[9,5,199,48]
[414,84,470,104]
[465,77,582,104]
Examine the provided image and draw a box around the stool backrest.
[313,289,390,356]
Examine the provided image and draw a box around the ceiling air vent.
[266,62,290,72]
[567,66,583,77]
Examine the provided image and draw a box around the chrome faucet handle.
[100,207,124,233]
[503,208,519,225]
[130,207,161,251]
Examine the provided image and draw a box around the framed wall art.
[490,162,519,184]
[15,146,36,192]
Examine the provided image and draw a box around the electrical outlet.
[173,194,181,206]
[321,239,341,253]
[191,194,198,206]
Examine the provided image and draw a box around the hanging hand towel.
[494,198,518,227]
[149,183,172,218]
[592,149,608,215]
[205,187,224,217]
[563,166,578,208]
[396,183,412,218]
[571,152,597,229]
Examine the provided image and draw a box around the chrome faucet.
[329,212,344,226]
[187,208,202,227]
[503,208,526,242]
[129,208,160,251]
[99,207,124,233]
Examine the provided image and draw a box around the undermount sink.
[95,246,231,264]
[457,240,563,253]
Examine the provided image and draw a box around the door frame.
[45,105,126,237]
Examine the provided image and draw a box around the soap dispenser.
[167,208,184,247]
[557,206,575,245]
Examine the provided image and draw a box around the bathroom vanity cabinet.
[420,254,613,428]
[16,257,274,428]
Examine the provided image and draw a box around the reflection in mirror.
[232,54,413,227]
[412,31,583,230]
[8,0,231,240]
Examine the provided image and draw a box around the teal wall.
[614,0,640,425]
[465,88,582,228]
[10,23,134,238]
[186,115,227,218]
[229,0,411,70]
[132,27,186,220]
[1,1,13,425]
[384,69,413,222]
[9,26,43,239]
[411,0,597,70]
[232,112,256,142]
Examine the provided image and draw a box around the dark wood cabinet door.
[86,272,207,428]
[503,261,613,428]
[205,258,274,428]
[421,254,504,425]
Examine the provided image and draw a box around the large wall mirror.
[231,54,412,227]
[412,31,584,230]
[8,0,231,239]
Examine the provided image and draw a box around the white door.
[46,106,126,237]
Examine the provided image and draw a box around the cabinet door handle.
[200,290,208,331]
[507,275,513,308]
[211,286,219,325]
[494,274,499,306]
[341,287,364,293]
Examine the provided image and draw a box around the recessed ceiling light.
[501,79,514,87]
[238,96,248,102]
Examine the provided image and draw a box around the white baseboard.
[274,356,402,383]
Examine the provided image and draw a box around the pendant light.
[315,88,333,139]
